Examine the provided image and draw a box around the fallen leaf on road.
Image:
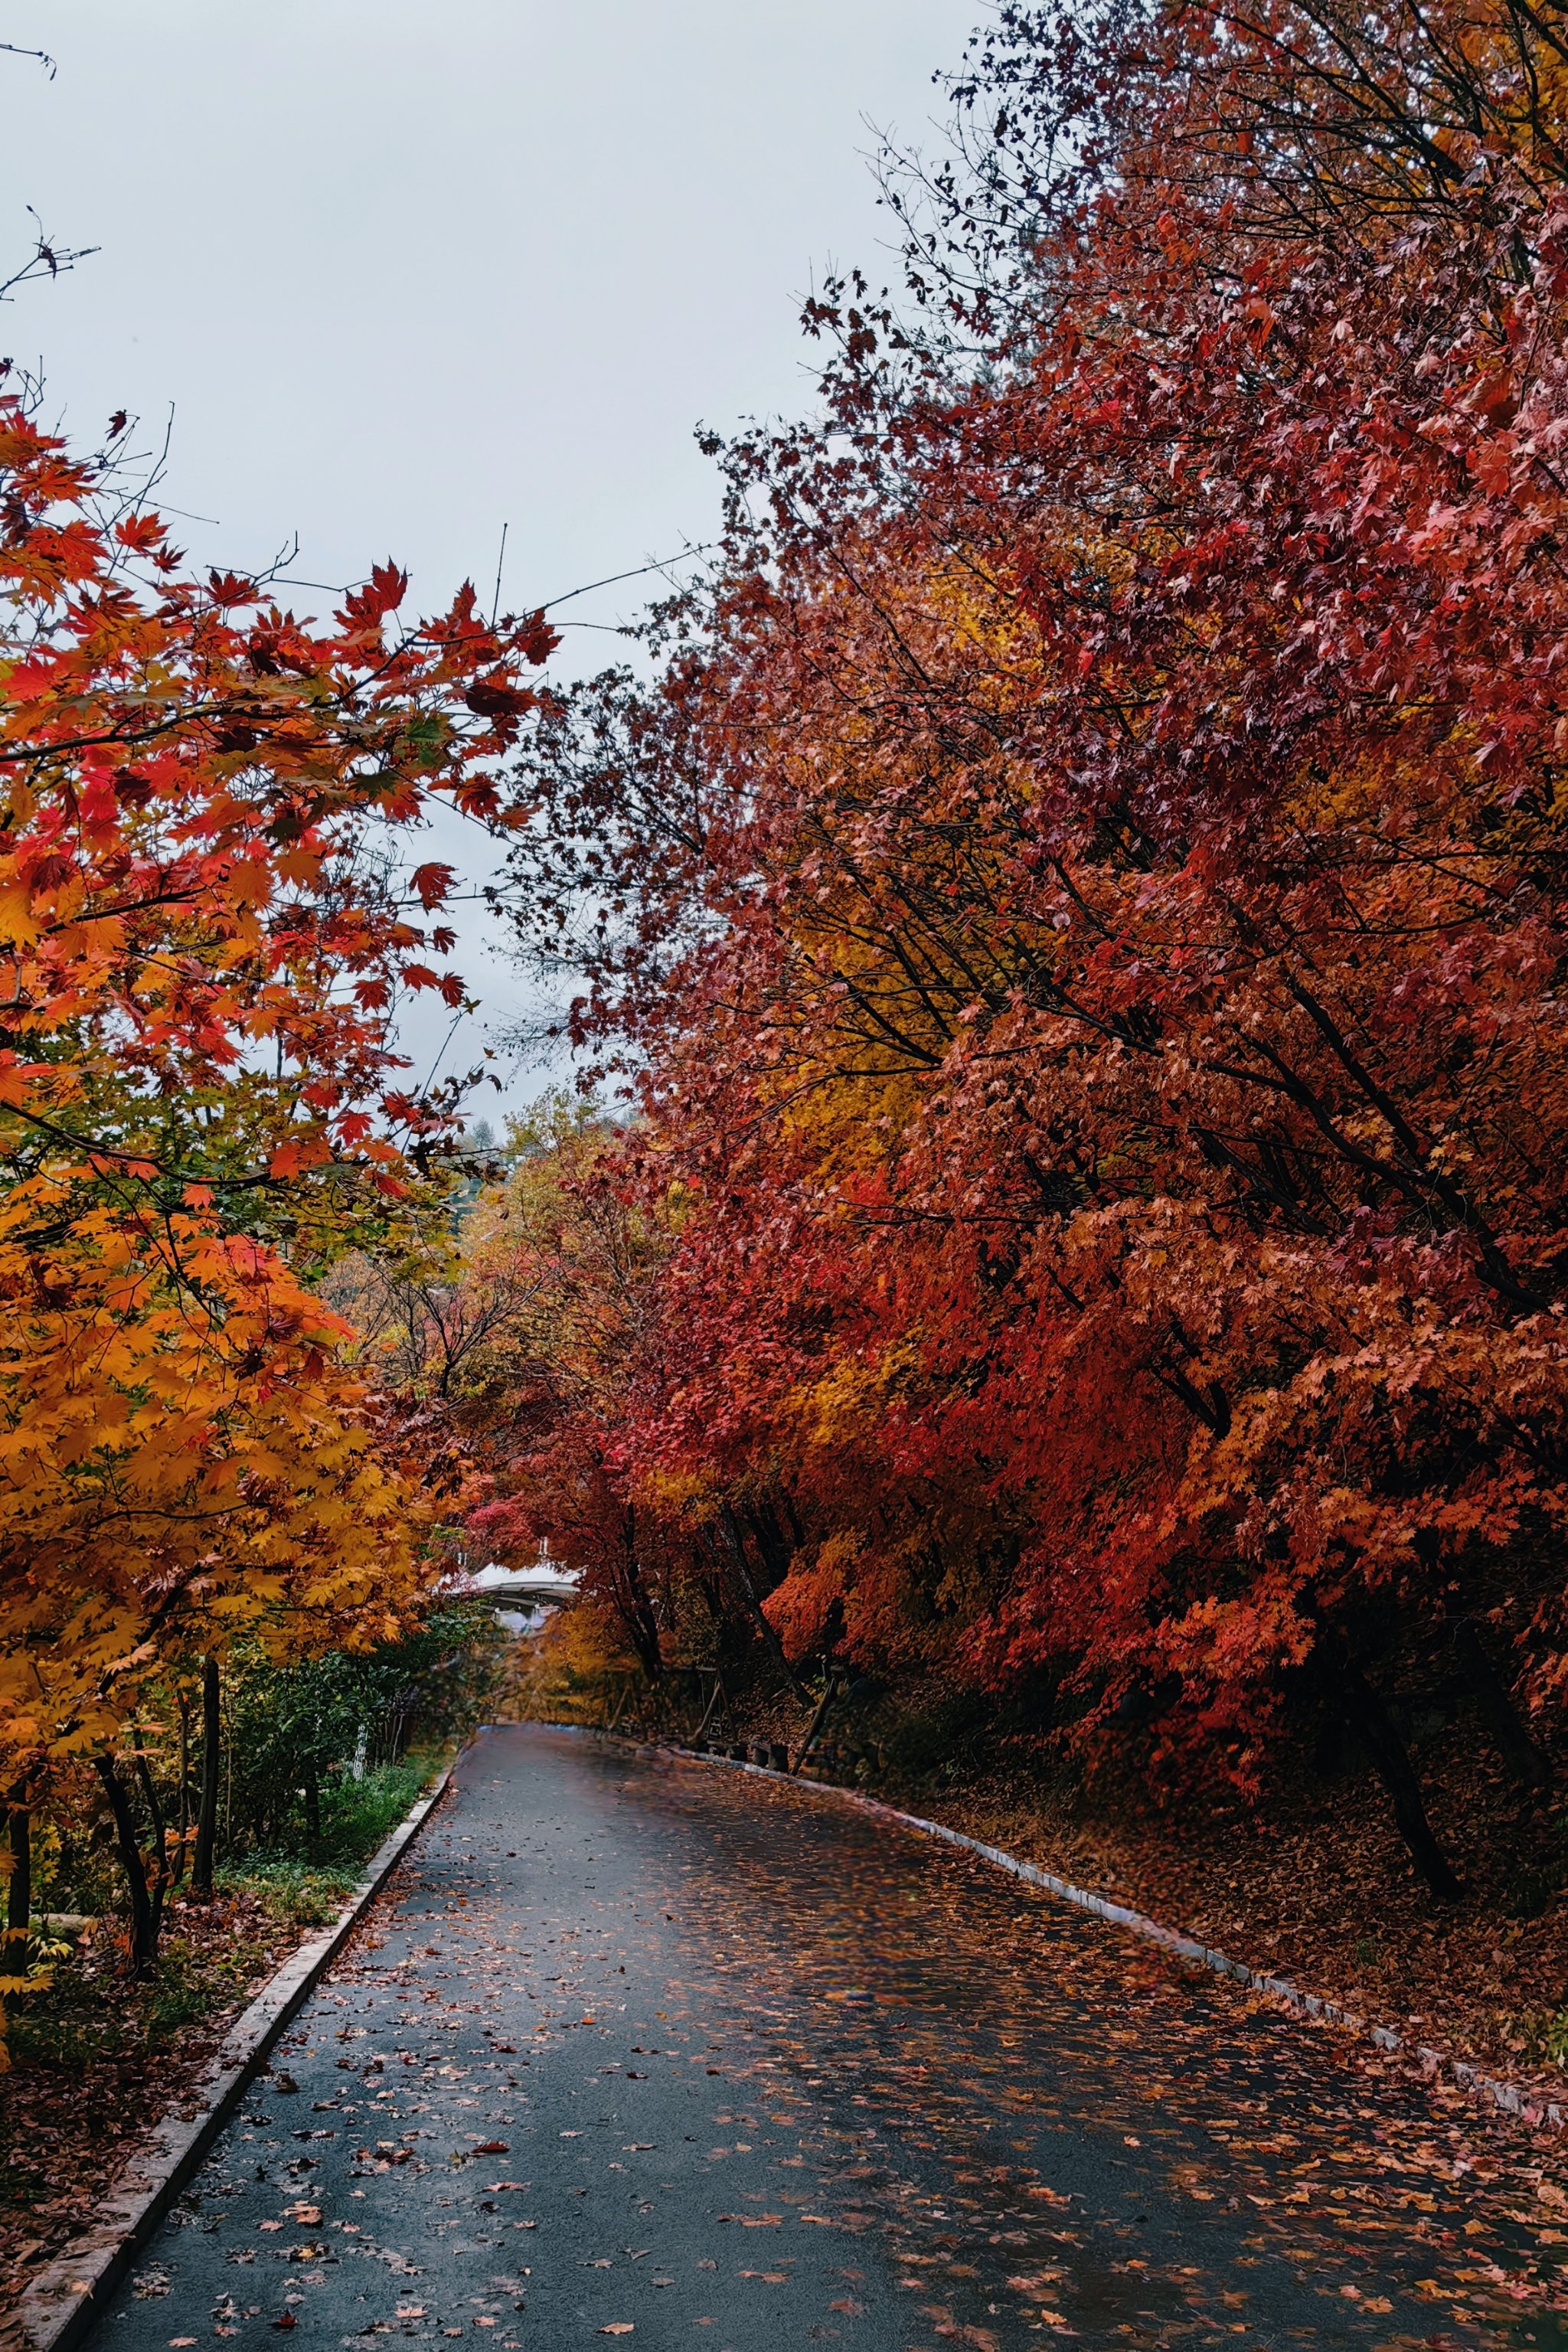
[598,2330,633,2339]
[270,2317,297,2334]
[475,2141,509,2154]
[396,2308,426,2321]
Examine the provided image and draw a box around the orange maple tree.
[0,381,555,1988]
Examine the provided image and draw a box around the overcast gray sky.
[3,0,981,1116]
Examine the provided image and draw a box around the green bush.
[24,1604,505,1931]
[219,1606,506,1860]
[1501,2006,1568,2071]
[224,1756,436,1895]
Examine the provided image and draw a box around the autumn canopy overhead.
[471,0,1568,1892]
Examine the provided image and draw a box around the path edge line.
[565,1723,1564,2137]
[11,1765,456,2352]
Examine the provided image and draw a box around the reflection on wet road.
[89,1726,1567,2350]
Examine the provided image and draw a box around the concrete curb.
[581,1726,1565,2137]
[11,1766,456,2352]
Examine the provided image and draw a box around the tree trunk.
[743,1500,794,1589]
[130,1730,170,1942]
[173,1694,191,1886]
[94,1754,159,1968]
[1318,1625,1463,1900]
[719,1505,805,1698]
[1451,1615,1550,1792]
[610,1504,664,1682]
[5,1805,30,1943]
[0,1802,28,2071]
[304,1767,321,1841]
[193,1653,220,1897]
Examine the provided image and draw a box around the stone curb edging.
[577,1725,1564,2137]
[11,1766,456,2352]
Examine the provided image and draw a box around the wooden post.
[691,1672,726,1745]
[793,1672,842,1774]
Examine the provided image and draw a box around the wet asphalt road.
[87,1726,1568,2352]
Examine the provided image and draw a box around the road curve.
[85,1724,1566,2352]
